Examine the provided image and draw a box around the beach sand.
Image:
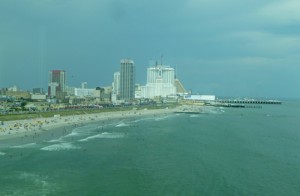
[0,108,176,140]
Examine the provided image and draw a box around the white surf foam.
[190,114,200,118]
[71,125,99,135]
[41,142,80,151]
[0,152,6,156]
[115,123,130,127]
[63,131,80,138]
[47,129,85,143]
[79,132,124,142]
[11,143,37,149]
[48,137,64,143]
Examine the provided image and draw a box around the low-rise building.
[75,88,95,98]
[6,90,31,99]
[31,94,47,101]
[183,95,216,101]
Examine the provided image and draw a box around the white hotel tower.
[141,64,176,98]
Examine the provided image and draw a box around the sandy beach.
[0,108,176,140]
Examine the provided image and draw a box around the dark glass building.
[120,59,135,101]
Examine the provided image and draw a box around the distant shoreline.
[0,108,176,140]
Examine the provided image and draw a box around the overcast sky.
[0,0,299,98]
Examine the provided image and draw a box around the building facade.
[33,88,44,94]
[48,70,66,98]
[81,82,87,89]
[120,59,135,101]
[112,72,120,96]
[74,88,95,98]
[48,83,59,97]
[141,65,176,98]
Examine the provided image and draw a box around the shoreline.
[0,108,176,140]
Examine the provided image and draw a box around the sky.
[0,0,299,98]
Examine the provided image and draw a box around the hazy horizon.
[0,0,299,98]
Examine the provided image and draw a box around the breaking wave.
[115,123,130,127]
[48,137,64,143]
[11,143,37,149]
[79,132,124,142]
[41,142,80,151]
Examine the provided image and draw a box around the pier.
[217,99,281,105]
[218,104,263,109]
[211,99,282,109]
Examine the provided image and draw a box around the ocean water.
[0,101,300,196]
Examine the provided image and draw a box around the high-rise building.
[120,59,135,101]
[112,72,120,96]
[81,82,88,89]
[141,64,176,98]
[48,82,59,97]
[48,70,66,98]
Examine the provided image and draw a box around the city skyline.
[0,0,299,98]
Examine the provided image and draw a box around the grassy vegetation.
[0,108,129,121]
[0,104,178,122]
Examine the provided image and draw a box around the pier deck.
[217,99,281,105]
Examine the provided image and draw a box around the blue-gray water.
[1,101,300,195]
